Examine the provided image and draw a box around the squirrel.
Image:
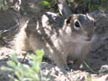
[14,13,96,69]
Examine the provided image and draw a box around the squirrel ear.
[66,16,72,25]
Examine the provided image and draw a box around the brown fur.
[14,14,96,69]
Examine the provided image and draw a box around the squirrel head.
[63,14,96,41]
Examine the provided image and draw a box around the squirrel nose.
[86,33,93,41]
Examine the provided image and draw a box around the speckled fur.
[14,14,96,69]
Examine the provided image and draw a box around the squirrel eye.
[74,20,81,30]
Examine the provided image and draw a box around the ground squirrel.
[14,13,96,69]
